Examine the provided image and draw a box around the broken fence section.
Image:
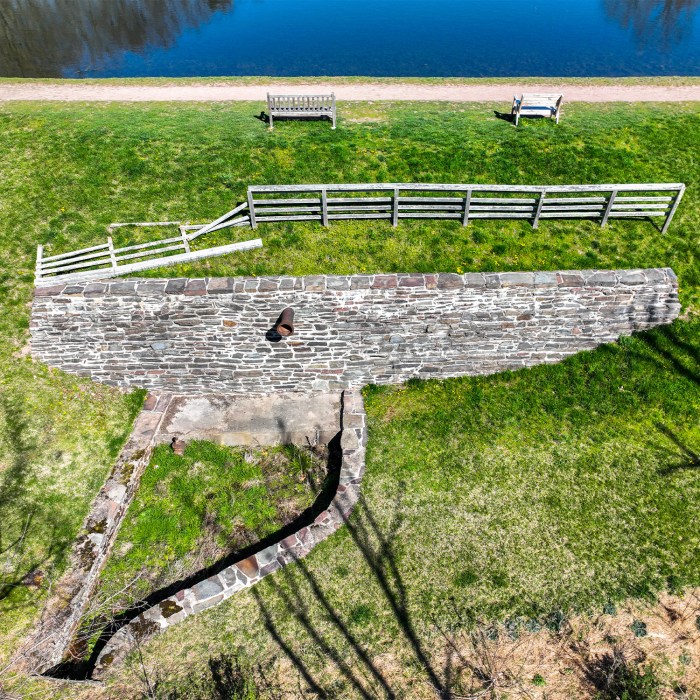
[35,202,256,286]
[35,182,685,287]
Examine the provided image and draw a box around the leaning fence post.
[179,226,191,254]
[661,185,685,234]
[392,188,399,227]
[247,189,258,229]
[533,188,547,229]
[35,244,43,283]
[321,187,329,226]
[601,189,618,227]
[107,236,117,270]
[462,189,472,227]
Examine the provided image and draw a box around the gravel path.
[1,82,699,102]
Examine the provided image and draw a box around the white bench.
[267,93,337,130]
[511,94,563,126]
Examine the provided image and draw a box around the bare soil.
[1,82,699,102]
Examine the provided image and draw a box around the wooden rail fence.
[35,182,684,286]
[247,182,685,233]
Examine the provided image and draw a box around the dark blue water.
[1,0,699,78]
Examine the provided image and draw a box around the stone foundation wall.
[93,389,367,677]
[24,394,172,674]
[30,269,680,395]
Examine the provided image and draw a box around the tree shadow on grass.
[0,395,61,608]
[49,427,345,681]
[655,422,700,475]
[253,491,459,699]
[634,323,700,388]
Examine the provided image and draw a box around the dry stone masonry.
[25,393,172,674]
[31,269,680,394]
[93,389,366,676]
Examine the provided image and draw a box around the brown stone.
[236,555,259,579]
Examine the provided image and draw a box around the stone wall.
[31,269,680,395]
[24,393,172,674]
[93,389,367,677]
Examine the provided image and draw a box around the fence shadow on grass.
[253,491,460,699]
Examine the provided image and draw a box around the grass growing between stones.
[103,318,700,699]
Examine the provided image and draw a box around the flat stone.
[534,272,558,287]
[586,271,618,286]
[436,273,463,289]
[618,271,647,285]
[236,555,259,579]
[255,544,279,567]
[164,279,188,294]
[193,593,223,613]
[137,282,167,295]
[397,274,424,287]
[109,281,138,295]
[184,279,207,296]
[371,275,397,289]
[500,272,535,287]
[303,276,325,291]
[326,277,351,290]
[192,577,223,601]
[557,272,585,287]
[84,283,108,297]
[462,273,486,287]
[34,284,66,297]
[207,278,234,294]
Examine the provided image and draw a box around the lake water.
[1,0,699,78]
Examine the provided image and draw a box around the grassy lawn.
[109,318,700,699]
[0,99,698,697]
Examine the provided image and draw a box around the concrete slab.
[156,392,341,447]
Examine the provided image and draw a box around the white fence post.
[107,237,117,270]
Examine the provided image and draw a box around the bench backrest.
[267,94,335,112]
[518,93,563,109]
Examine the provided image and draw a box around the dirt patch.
[2,83,699,103]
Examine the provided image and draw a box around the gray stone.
[192,577,223,601]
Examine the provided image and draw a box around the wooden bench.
[511,93,563,126]
[267,93,337,130]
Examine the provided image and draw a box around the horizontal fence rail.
[35,235,262,285]
[247,182,685,233]
[35,182,684,287]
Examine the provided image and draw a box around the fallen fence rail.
[35,238,262,286]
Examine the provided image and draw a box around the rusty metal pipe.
[277,307,295,336]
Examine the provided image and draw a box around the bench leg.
[332,110,337,129]
[269,113,274,130]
